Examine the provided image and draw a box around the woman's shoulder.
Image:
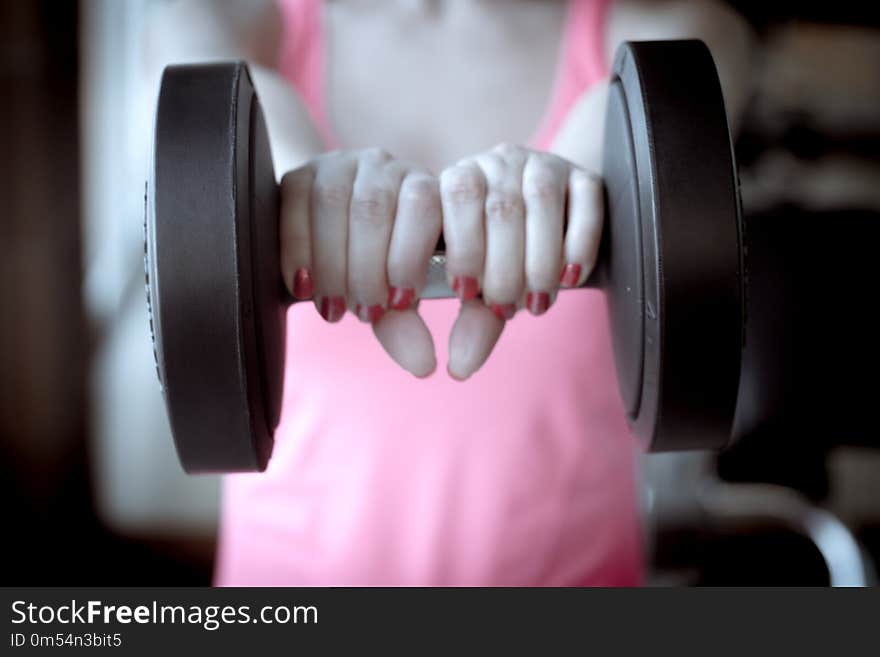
[605,0,755,125]
[144,0,283,70]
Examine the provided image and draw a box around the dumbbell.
[145,40,743,473]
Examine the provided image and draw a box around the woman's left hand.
[439,143,603,380]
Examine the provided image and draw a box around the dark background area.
[2,0,878,585]
[2,0,216,585]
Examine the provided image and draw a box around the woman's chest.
[322,2,567,172]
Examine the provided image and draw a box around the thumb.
[372,308,437,378]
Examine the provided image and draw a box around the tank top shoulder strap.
[275,0,337,146]
[531,0,612,150]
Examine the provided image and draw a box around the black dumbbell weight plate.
[602,40,743,451]
[147,64,282,472]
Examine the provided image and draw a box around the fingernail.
[355,304,385,323]
[451,276,479,301]
[560,263,582,288]
[292,267,314,299]
[319,296,346,322]
[491,303,517,321]
[526,291,551,316]
[388,286,415,310]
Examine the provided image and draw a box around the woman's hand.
[439,143,603,380]
[280,148,442,377]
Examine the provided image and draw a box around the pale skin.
[144,0,753,380]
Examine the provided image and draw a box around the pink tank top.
[215,0,644,586]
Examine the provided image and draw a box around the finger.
[439,161,486,301]
[311,153,357,322]
[447,300,504,380]
[560,169,603,288]
[280,165,315,300]
[477,147,527,320]
[522,152,566,315]
[347,148,400,323]
[387,172,442,310]
[372,309,437,378]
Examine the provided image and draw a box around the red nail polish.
[526,292,551,316]
[355,304,385,323]
[320,296,346,322]
[292,267,313,299]
[560,263,582,288]
[388,286,415,310]
[491,303,517,321]
[451,276,479,301]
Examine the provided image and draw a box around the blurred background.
[2,0,879,585]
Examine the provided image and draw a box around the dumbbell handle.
[283,244,605,305]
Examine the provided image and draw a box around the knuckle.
[492,142,520,158]
[530,151,559,166]
[522,171,562,202]
[441,167,485,205]
[569,169,598,193]
[350,186,395,226]
[361,147,392,163]
[281,226,309,250]
[280,167,311,194]
[313,180,351,209]
[485,190,524,223]
[401,176,439,211]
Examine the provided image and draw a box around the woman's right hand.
[280,148,442,377]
